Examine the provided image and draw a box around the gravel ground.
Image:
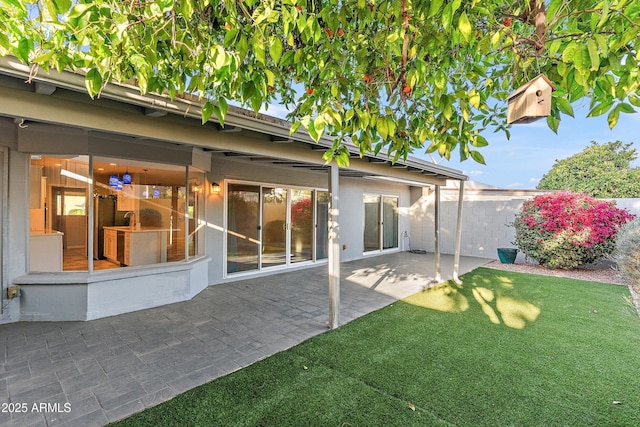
[484,259,625,285]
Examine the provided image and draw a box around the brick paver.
[0,253,489,426]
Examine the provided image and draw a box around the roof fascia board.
[0,56,466,182]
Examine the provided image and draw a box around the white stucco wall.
[409,185,640,260]
[206,154,412,284]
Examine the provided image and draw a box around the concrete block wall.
[409,186,640,261]
[409,191,527,259]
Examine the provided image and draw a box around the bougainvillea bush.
[512,192,634,269]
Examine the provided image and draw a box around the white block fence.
[407,184,640,261]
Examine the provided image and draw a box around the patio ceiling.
[0,55,467,185]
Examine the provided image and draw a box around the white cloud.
[465,170,484,176]
[529,177,540,183]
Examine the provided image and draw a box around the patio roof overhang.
[0,56,467,186]
[0,55,467,329]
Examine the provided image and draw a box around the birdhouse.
[507,74,556,124]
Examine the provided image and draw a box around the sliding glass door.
[227,184,260,273]
[226,183,326,275]
[315,191,329,260]
[291,189,313,263]
[363,195,380,252]
[364,194,399,253]
[262,187,287,268]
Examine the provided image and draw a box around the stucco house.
[0,55,467,327]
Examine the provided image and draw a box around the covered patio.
[0,252,489,427]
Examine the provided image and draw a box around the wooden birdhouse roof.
[507,74,557,101]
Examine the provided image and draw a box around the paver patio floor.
[0,252,490,426]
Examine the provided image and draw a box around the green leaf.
[470,150,486,165]
[616,102,636,114]
[441,3,453,31]
[52,0,71,13]
[3,0,26,12]
[201,101,214,124]
[269,36,283,65]
[469,89,480,109]
[594,34,609,57]
[429,0,444,18]
[376,117,389,140]
[586,39,600,71]
[290,121,302,135]
[597,0,609,28]
[549,39,562,57]
[555,97,574,117]
[237,35,249,61]
[14,38,32,64]
[0,33,9,51]
[435,70,447,90]
[307,119,319,142]
[216,97,228,126]
[84,68,103,98]
[573,44,590,72]
[181,0,194,18]
[224,28,239,47]
[561,41,576,63]
[547,0,563,21]
[607,107,619,129]
[546,115,560,134]
[629,95,640,108]
[31,50,55,64]
[68,3,94,18]
[471,135,488,147]
[458,12,472,42]
[253,34,266,64]
[587,101,613,117]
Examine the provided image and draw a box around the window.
[29,155,205,272]
[29,155,90,272]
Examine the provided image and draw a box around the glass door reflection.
[227,184,260,273]
[262,187,287,268]
[290,189,313,263]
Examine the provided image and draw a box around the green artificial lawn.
[113,268,640,426]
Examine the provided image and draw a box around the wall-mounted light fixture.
[211,182,221,195]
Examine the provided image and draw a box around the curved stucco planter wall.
[15,258,210,321]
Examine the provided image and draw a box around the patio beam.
[453,181,465,285]
[328,163,340,329]
[434,185,441,282]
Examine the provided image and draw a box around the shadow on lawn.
[403,272,541,330]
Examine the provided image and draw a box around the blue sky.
[434,103,640,189]
[259,101,640,190]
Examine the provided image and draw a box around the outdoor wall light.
[211,182,221,195]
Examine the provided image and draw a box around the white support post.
[453,181,465,284]
[328,164,340,329]
[434,185,441,283]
